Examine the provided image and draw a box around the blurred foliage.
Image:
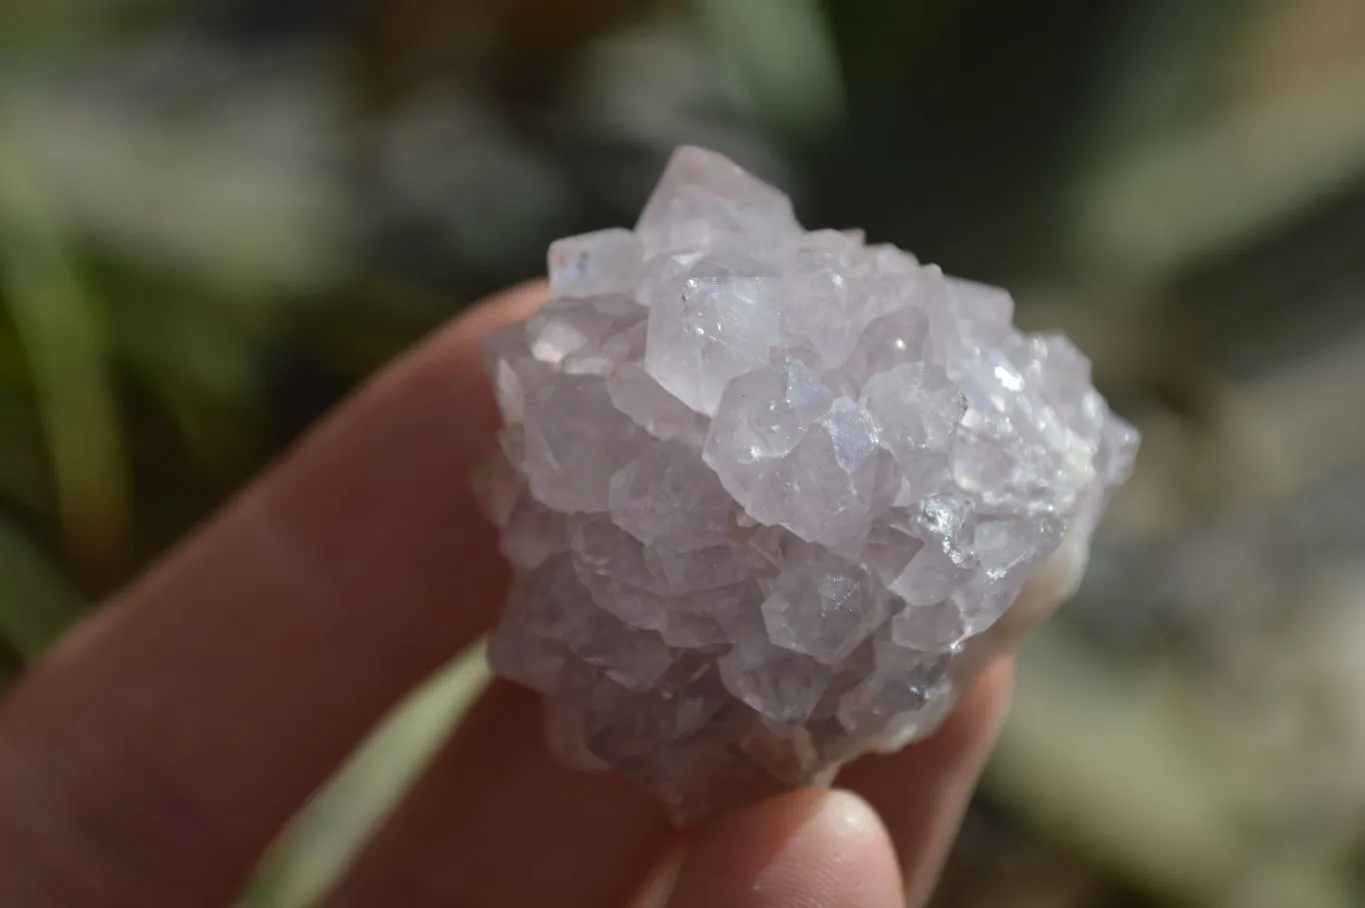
[3,0,1365,906]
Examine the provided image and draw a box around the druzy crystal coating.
[481,146,1138,824]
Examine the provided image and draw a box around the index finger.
[0,282,547,908]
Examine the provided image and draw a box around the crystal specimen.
[480,146,1139,825]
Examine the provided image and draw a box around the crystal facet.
[481,146,1139,825]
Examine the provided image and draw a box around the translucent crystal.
[548,228,644,298]
[761,554,891,665]
[608,441,732,551]
[702,358,834,504]
[482,146,1139,825]
[644,251,783,414]
[635,146,802,256]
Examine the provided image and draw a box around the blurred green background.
[4,0,1365,905]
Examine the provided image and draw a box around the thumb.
[663,788,905,908]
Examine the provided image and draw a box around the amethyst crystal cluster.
[480,147,1138,824]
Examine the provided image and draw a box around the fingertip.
[444,279,550,343]
[665,788,903,908]
[840,654,1015,906]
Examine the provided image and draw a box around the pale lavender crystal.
[482,145,1139,825]
[548,228,643,298]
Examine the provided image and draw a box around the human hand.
[0,283,1013,908]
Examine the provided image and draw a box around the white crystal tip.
[481,146,1139,825]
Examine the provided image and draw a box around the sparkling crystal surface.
[482,146,1139,825]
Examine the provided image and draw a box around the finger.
[664,788,905,908]
[0,282,548,908]
[322,680,675,908]
[322,645,1009,908]
[839,656,1014,906]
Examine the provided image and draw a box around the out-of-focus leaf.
[0,145,131,579]
[242,649,490,908]
[0,328,33,388]
[374,91,573,268]
[0,517,85,659]
[299,280,457,378]
[0,0,138,64]
[0,54,350,301]
[106,284,265,466]
[0,647,19,690]
[1076,61,1365,278]
[0,391,49,513]
[565,21,798,207]
[1081,3,1248,154]
[692,0,845,141]
[989,628,1359,908]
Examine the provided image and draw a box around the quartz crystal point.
[481,146,1139,825]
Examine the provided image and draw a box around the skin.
[0,282,1015,908]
